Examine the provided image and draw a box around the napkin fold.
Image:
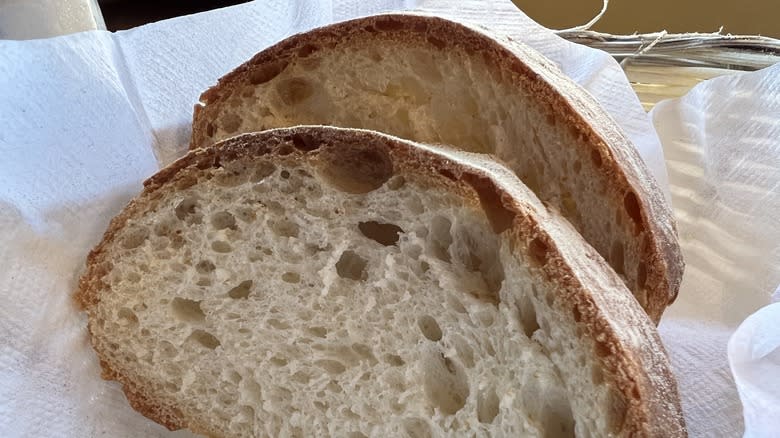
[652,62,780,437]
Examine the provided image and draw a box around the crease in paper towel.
[729,303,780,437]
[1,0,775,436]
[651,61,780,437]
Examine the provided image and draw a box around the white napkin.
[651,63,780,437]
[0,0,775,436]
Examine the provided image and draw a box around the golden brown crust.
[77,126,685,437]
[189,13,683,325]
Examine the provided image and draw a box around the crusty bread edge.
[190,13,684,324]
[77,126,685,437]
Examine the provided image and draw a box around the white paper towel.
[0,1,777,436]
[651,63,780,437]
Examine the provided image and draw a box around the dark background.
[98,0,779,37]
[99,0,249,30]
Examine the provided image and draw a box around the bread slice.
[77,127,684,437]
[190,14,683,324]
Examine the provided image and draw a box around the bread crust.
[77,126,685,437]
[190,13,684,324]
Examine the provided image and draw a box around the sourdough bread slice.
[190,14,683,324]
[77,127,684,437]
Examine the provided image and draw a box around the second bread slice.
[191,13,683,323]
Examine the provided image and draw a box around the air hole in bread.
[426,35,446,50]
[326,381,344,394]
[462,173,516,234]
[291,371,310,384]
[248,60,288,85]
[595,339,611,358]
[528,237,550,266]
[422,351,469,415]
[561,192,578,222]
[153,218,177,237]
[384,354,405,367]
[215,167,249,188]
[386,175,405,190]
[438,168,456,181]
[313,400,328,413]
[125,271,141,283]
[336,250,368,281]
[451,225,505,304]
[187,330,220,350]
[269,219,299,238]
[610,241,626,277]
[117,307,138,326]
[276,77,313,105]
[291,133,321,151]
[522,377,576,437]
[477,386,500,423]
[403,418,432,438]
[352,343,377,363]
[297,43,319,58]
[418,315,443,341]
[218,393,237,407]
[121,227,149,250]
[250,161,276,182]
[240,379,263,405]
[428,215,453,262]
[171,297,206,322]
[220,113,242,134]
[195,259,216,274]
[623,191,643,231]
[591,148,603,167]
[516,294,540,338]
[234,206,256,223]
[235,405,255,426]
[175,197,199,221]
[542,400,576,437]
[158,340,178,359]
[316,359,347,375]
[227,280,253,299]
[306,326,328,338]
[239,85,255,98]
[269,355,289,367]
[358,221,403,246]
[210,211,237,230]
[281,272,301,283]
[212,240,232,253]
[262,200,285,215]
[317,144,393,194]
[268,319,290,330]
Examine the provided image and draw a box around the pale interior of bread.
[89,155,620,437]
[202,42,649,311]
